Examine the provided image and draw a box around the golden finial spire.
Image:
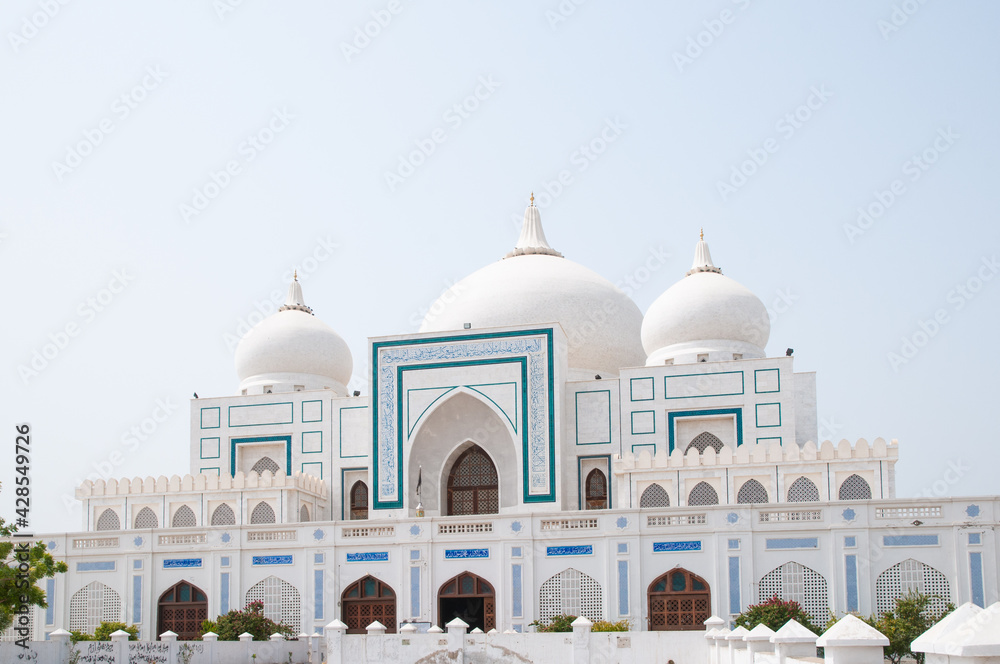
[530,191,535,206]
[293,269,298,281]
[700,228,704,241]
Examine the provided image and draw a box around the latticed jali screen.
[757,562,828,623]
[538,568,604,623]
[245,576,301,632]
[876,559,951,617]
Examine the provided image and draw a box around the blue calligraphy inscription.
[652,541,701,553]
[163,558,202,569]
[444,548,489,560]
[252,555,293,565]
[346,552,389,563]
[546,545,593,556]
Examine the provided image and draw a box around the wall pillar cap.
[399,624,417,634]
[159,631,178,641]
[912,602,983,654]
[705,628,721,640]
[920,602,1000,656]
[571,617,593,628]
[487,628,498,635]
[201,632,218,641]
[49,629,71,638]
[771,619,818,644]
[428,625,444,633]
[470,627,484,634]
[713,627,731,642]
[726,626,751,641]
[817,615,889,647]
[705,615,727,629]
[366,621,387,634]
[269,633,286,641]
[325,619,348,631]
[745,624,776,642]
[446,617,470,630]
[238,632,254,642]
[297,632,310,640]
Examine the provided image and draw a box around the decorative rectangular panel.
[882,535,939,547]
[229,402,293,427]
[575,390,611,445]
[765,538,818,550]
[653,541,701,553]
[665,371,744,399]
[545,545,593,556]
[444,548,489,559]
[252,555,293,565]
[163,558,202,569]
[754,368,780,393]
[346,552,389,563]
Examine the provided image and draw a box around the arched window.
[876,559,951,617]
[585,469,608,510]
[157,581,208,641]
[210,504,236,526]
[341,576,396,634]
[736,479,769,504]
[133,507,158,529]
[245,576,300,633]
[640,484,670,508]
[446,445,499,516]
[648,568,710,631]
[686,432,724,454]
[350,481,368,520]
[687,481,719,506]
[250,502,275,524]
[838,474,872,500]
[69,582,121,634]
[539,568,603,623]
[299,505,310,522]
[438,572,495,632]
[758,562,829,624]
[786,477,820,503]
[251,456,280,476]
[95,509,120,531]
[171,505,196,528]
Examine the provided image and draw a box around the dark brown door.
[647,568,710,631]
[157,581,208,640]
[438,572,495,631]
[342,576,396,634]
[447,446,499,516]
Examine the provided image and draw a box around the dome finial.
[503,198,563,259]
[687,233,722,276]
[293,269,298,281]
[279,273,313,314]
[700,227,704,241]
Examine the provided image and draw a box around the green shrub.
[734,596,821,635]
[200,600,296,641]
[69,630,93,643]
[529,614,577,632]
[93,622,139,641]
[862,592,954,664]
[592,619,630,632]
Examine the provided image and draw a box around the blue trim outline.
[575,390,611,444]
[630,410,656,435]
[754,368,780,394]
[629,377,655,401]
[229,402,293,427]
[755,403,782,428]
[667,408,743,453]
[664,371,744,399]
[230,436,292,477]
[302,399,323,423]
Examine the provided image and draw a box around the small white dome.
[642,235,770,365]
[419,200,645,377]
[234,278,353,394]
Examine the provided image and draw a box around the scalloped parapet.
[76,470,327,499]
[613,437,897,472]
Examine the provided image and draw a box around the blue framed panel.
[630,410,655,435]
[346,552,389,563]
[445,548,489,560]
[970,552,985,607]
[755,403,781,428]
[512,564,523,618]
[410,566,421,618]
[200,437,220,459]
[845,555,858,612]
[301,461,323,478]
[315,570,324,620]
[631,443,656,455]
[340,467,367,520]
[230,435,292,477]
[339,405,368,459]
[200,407,220,429]
[220,572,230,613]
[883,535,939,547]
[302,399,323,423]
[754,368,780,394]
[766,538,818,550]
[228,402,293,427]
[617,560,629,616]
[132,576,142,624]
[756,436,781,446]
[252,555,293,565]
[664,371,744,399]
[301,431,323,453]
[163,558,202,569]
[199,466,220,476]
[629,377,655,401]
[546,545,593,556]
[667,408,743,453]
[77,561,116,572]
[575,390,612,444]
[728,557,740,614]
[653,541,701,553]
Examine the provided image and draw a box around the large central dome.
[419,199,646,377]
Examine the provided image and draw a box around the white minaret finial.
[279,274,314,314]
[503,194,563,259]
[687,230,722,276]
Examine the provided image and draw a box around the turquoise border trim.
[756,436,781,446]
[754,368,780,394]
[230,436,292,477]
[301,461,323,479]
[200,437,220,459]
[664,371,744,399]
[667,408,743,453]
[755,403,781,428]
[630,410,656,435]
[301,431,323,454]
[340,466,367,520]
[467,382,519,433]
[372,327,556,510]
[631,443,656,455]
[228,402,293,427]
[302,399,323,423]
[575,390,612,445]
[629,377,655,402]
[339,406,368,459]
[576,454,612,510]
[199,467,220,476]
[200,407,220,429]
[406,386,458,436]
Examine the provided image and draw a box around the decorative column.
[446,617,469,664]
[324,619,347,664]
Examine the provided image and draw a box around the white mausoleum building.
[17,200,997,640]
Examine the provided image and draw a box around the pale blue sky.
[3,1,998,531]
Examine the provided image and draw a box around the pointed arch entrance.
[438,572,495,631]
[647,568,710,631]
[157,581,208,640]
[446,445,499,516]
[341,576,396,634]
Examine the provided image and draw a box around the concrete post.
[366,620,387,635]
[744,624,776,664]
[270,632,286,641]
[159,630,177,664]
[572,616,593,664]
[713,627,731,664]
[201,631,218,663]
[312,631,323,663]
[772,619,818,664]
[727,626,750,664]
[912,601,1000,664]
[49,628,72,664]
[446,617,469,664]
[816,615,889,664]
[325,619,348,664]
[109,630,130,664]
